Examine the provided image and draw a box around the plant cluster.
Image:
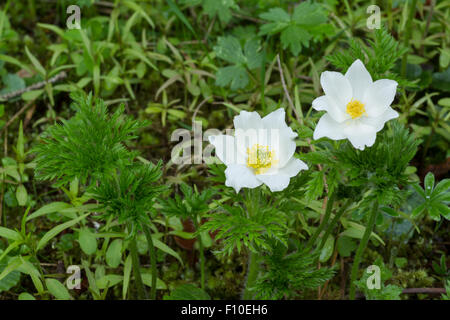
[0,0,448,301]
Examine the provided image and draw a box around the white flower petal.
[313,113,346,141]
[261,108,286,127]
[360,107,399,132]
[345,59,372,101]
[261,108,296,137]
[279,158,308,177]
[363,79,398,117]
[254,108,296,168]
[233,110,263,131]
[256,173,291,192]
[225,164,262,193]
[208,135,245,165]
[343,121,377,150]
[320,71,352,114]
[312,95,350,123]
[266,128,296,168]
[311,95,328,112]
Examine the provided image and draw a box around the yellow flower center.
[346,99,366,119]
[246,144,277,175]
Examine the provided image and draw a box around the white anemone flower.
[312,59,399,150]
[208,108,308,193]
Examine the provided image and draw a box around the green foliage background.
[0,0,448,300]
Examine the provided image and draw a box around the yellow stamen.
[246,144,278,175]
[346,99,366,119]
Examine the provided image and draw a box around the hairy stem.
[143,224,158,300]
[306,192,336,250]
[242,250,260,300]
[129,233,146,300]
[349,201,379,300]
[242,188,261,299]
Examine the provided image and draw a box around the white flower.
[208,108,308,193]
[312,59,399,150]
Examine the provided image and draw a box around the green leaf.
[292,2,327,25]
[380,206,399,217]
[431,67,450,92]
[438,98,450,108]
[16,184,27,206]
[122,255,132,299]
[106,239,122,268]
[412,183,426,199]
[16,121,25,161]
[81,260,100,299]
[123,0,154,28]
[433,179,450,198]
[141,273,167,289]
[69,178,79,198]
[25,46,46,76]
[96,274,123,289]
[0,73,25,96]
[216,65,248,90]
[45,278,72,300]
[153,237,183,266]
[243,39,263,69]
[0,227,21,241]
[341,221,385,245]
[428,204,443,221]
[337,236,357,257]
[258,3,330,55]
[203,0,237,24]
[18,292,36,300]
[424,172,435,196]
[305,171,324,202]
[411,202,426,218]
[213,36,262,90]
[166,0,197,37]
[17,258,44,294]
[78,228,97,255]
[37,213,90,251]
[165,284,210,300]
[0,54,31,73]
[27,202,72,221]
[37,23,65,38]
[259,7,290,23]
[0,258,21,293]
[214,36,245,65]
[280,25,311,56]
[21,89,44,101]
[394,257,407,268]
[0,257,22,283]
[319,236,334,263]
[123,48,157,71]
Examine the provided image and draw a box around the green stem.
[387,0,393,31]
[242,188,261,299]
[193,219,205,290]
[349,200,379,300]
[32,251,47,299]
[143,224,158,300]
[318,199,352,250]
[199,236,205,290]
[343,0,353,23]
[260,42,266,113]
[242,250,260,300]
[306,192,336,250]
[400,0,418,78]
[129,233,146,300]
